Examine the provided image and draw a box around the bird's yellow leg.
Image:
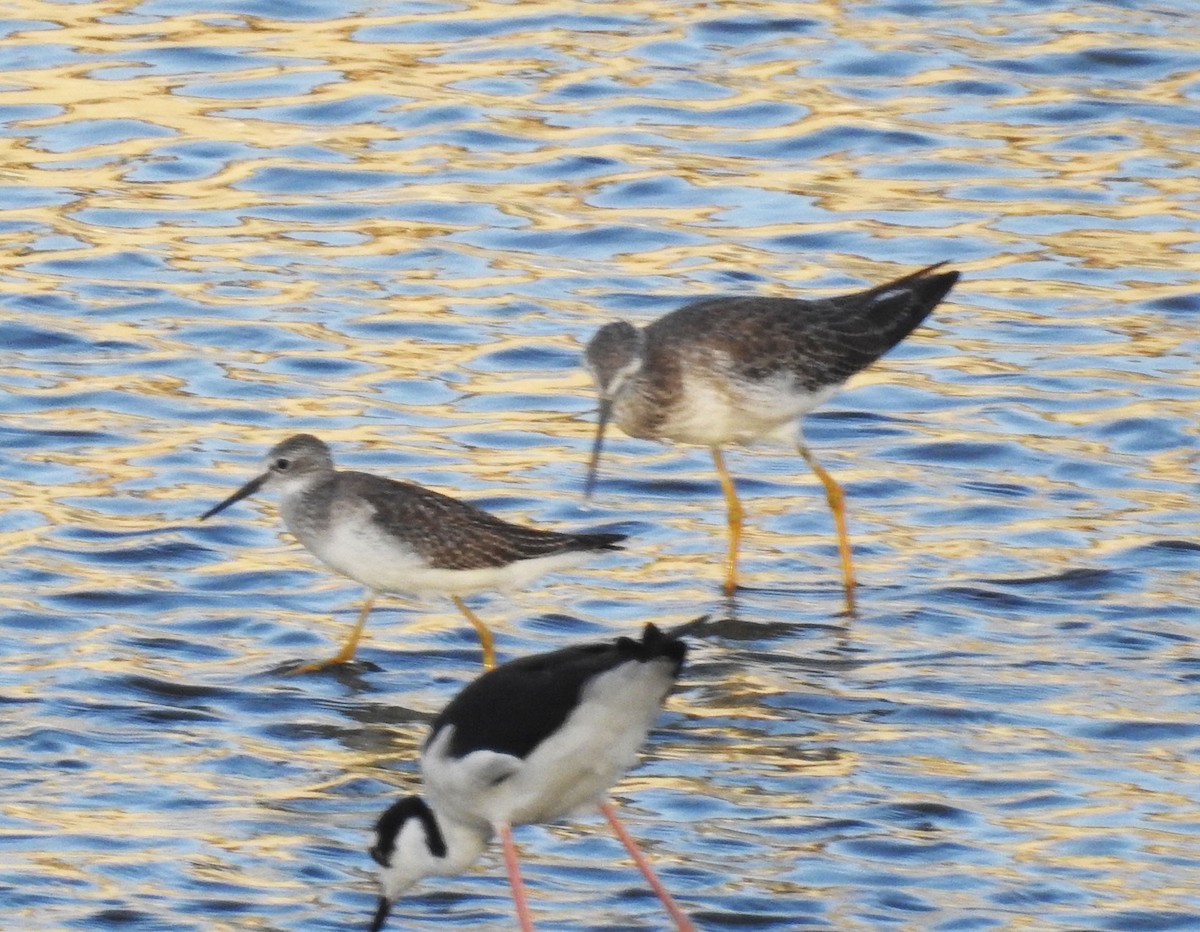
[798,444,857,613]
[712,447,743,596]
[453,596,497,669]
[288,592,377,674]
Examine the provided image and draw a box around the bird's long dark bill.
[584,399,612,501]
[369,896,392,932]
[199,473,266,521]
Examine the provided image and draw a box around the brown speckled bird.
[584,262,959,610]
[201,434,624,671]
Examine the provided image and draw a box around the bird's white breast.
[281,492,424,591]
[626,355,838,447]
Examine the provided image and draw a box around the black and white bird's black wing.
[421,624,688,826]
[424,623,687,763]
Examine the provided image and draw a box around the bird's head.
[582,321,644,500]
[199,433,333,520]
[368,796,454,931]
[584,321,643,402]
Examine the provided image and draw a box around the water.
[2,0,1199,928]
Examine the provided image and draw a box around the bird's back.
[643,263,959,394]
[424,625,686,826]
[429,624,686,762]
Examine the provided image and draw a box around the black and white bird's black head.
[199,433,335,520]
[368,795,481,932]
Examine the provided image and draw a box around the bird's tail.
[618,622,689,670]
[865,262,959,329]
[571,531,627,552]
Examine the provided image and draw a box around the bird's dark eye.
[274,457,290,470]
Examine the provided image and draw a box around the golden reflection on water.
[0,3,1189,291]
[0,0,1192,607]
[2,0,1199,926]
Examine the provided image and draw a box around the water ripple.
[0,0,1198,929]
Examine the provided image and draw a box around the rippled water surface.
[2,0,1199,929]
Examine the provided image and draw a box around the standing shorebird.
[584,262,959,611]
[200,434,625,671]
[368,623,694,932]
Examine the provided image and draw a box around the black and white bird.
[368,623,695,931]
[200,434,625,671]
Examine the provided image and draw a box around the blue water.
[1,0,1199,929]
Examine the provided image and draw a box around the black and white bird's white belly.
[422,656,678,831]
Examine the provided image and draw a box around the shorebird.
[584,262,959,610]
[369,622,694,931]
[200,434,625,671]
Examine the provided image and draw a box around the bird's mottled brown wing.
[643,264,958,392]
[339,472,622,570]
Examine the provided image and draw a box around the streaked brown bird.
[201,434,624,671]
[584,263,959,611]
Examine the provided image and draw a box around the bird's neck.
[276,474,328,525]
[428,808,491,875]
